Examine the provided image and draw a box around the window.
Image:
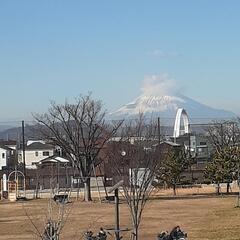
[200,142,207,146]
[2,153,5,158]
[43,151,49,156]
[35,151,38,157]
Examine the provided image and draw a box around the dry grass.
[0,193,240,240]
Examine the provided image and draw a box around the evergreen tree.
[204,147,239,194]
[157,148,189,195]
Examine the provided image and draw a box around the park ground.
[0,189,240,240]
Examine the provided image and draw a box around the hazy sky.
[1,1,240,122]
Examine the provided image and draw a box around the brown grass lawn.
[0,195,240,240]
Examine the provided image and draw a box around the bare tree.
[24,198,71,240]
[34,94,122,201]
[207,120,239,154]
[106,116,161,240]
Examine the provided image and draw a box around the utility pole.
[188,124,194,183]
[157,117,161,144]
[188,124,191,157]
[236,160,240,208]
[232,122,235,145]
[108,180,124,240]
[114,188,120,240]
[22,121,26,178]
[220,123,224,148]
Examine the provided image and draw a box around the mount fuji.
[110,94,236,122]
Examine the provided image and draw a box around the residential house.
[0,140,17,150]
[0,145,16,170]
[18,141,55,168]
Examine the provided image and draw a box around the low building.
[172,133,212,164]
[18,141,55,167]
[0,145,16,170]
[170,133,213,183]
[190,134,213,163]
[0,140,17,150]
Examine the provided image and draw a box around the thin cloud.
[146,49,181,58]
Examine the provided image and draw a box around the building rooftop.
[153,141,181,147]
[22,142,55,151]
[38,156,69,164]
[0,145,13,151]
[0,140,17,146]
[163,141,181,147]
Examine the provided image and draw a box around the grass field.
[0,193,240,240]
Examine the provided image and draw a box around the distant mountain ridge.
[0,94,236,140]
[110,93,236,122]
[0,125,14,132]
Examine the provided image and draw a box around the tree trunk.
[132,216,139,240]
[133,225,139,240]
[84,177,92,201]
[35,181,39,199]
[76,187,80,200]
[131,210,139,240]
[191,166,194,184]
[226,182,230,194]
[216,183,220,195]
[173,184,176,196]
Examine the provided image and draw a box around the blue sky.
[0,1,240,122]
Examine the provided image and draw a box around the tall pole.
[220,123,224,147]
[115,188,120,240]
[236,160,240,208]
[22,121,26,178]
[232,122,235,145]
[157,117,161,144]
[188,126,191,157]
[188,128,194,183]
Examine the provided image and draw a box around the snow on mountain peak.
[111,94,184,117]
[110,93,236,121]
[109,75,236,121]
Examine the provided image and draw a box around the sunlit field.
[0,192,240,240]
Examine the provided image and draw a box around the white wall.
[0,148,7,170]
[18,149,54,166]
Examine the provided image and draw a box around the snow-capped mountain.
[110,94,236,122]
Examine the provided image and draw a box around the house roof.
[26,165,37,170]
[38,156,69,164]
[0,145,13,151]
[152,141,181,148]
[24,142,54,151]
[162,141,181,147]
[0,140,17,146]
